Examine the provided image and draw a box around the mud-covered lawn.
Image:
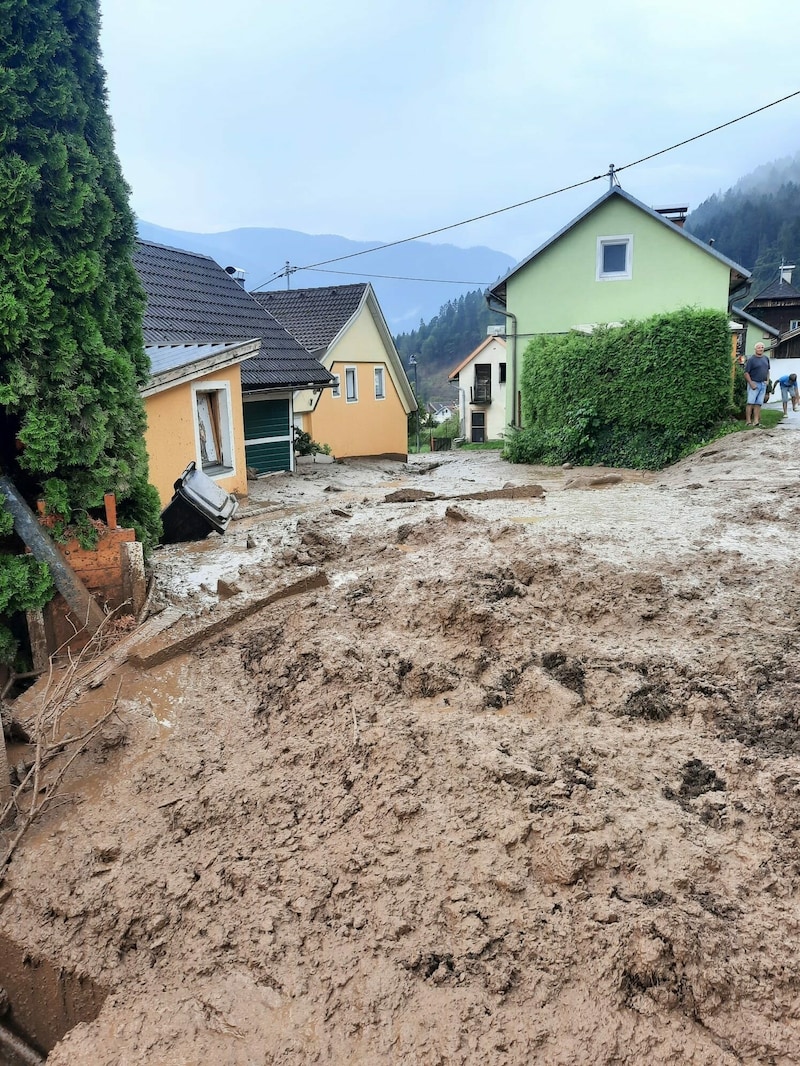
[4,425,800,1064]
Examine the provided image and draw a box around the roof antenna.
[608,164,619,189]
[284,261,297,290]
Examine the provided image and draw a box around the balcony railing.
[470,382,491,404]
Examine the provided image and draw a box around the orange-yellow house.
[141,340,258,506]
[134,240,334,506]
[254,284,416,460]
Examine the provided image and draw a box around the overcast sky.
[98,0,800,263]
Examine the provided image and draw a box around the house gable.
[304,292,414,458]
[503,193,743,337]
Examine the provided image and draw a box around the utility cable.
[249,173,605,291]
[250,89,800,291]
[303,267,493,285]
[616,89,800,173]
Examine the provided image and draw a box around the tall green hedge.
[505,308,735,469]
[0,0,162,664]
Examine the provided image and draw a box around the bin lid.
[174,462,239,524]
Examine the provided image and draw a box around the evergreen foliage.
[394,289,503,401]
[685,172,800,293]
[505,309,734,470]
[0,0,161,662]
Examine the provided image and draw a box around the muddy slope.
[3,435,800,1064]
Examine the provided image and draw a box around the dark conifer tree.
[0,0,161,660]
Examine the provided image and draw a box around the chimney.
[225,265,247,287]
[654,205,688,228]
[780,263,795,286]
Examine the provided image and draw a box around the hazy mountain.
[685,149,800,293]
[135,220,515,334]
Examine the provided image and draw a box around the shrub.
[508,308,735,470]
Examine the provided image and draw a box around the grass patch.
[457,440,505,451]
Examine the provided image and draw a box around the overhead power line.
[250,89,800,292]
[616,89,800,173]
[305,267,492,285]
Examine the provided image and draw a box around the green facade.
[504,195,736,425]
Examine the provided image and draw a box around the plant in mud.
[293,429,331,456]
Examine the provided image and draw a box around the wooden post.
[103,493,117,530]
[25,610,49,674]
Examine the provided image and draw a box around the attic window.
[597,235,633,281]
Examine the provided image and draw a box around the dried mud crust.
[4,435,800,1064]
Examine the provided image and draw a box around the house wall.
[304,306,409,458]
[144,365,247,507]
[743,321,780,357]
[505,198,735,424]
[744,301,800,347]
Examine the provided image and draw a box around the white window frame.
[345,366,358,403]
[374,366,385,400]
[331,373,341,398]
[790,319,800,332]
[192,380,236,477]
[597,234,633,281]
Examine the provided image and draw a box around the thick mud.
[3,424,800,1064]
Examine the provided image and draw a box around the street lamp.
[409,354,420,453]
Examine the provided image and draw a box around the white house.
[448,335,507,442]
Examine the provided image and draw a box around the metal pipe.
[0,477,105,634]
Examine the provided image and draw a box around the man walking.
[744,343,771,427]
[776,372,799,415]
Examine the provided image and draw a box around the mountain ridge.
[135,219,516,334]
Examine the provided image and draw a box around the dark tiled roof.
[133,240,333,390]
[252,284,368,351]
[748,277,800,302]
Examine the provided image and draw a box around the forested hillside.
[685,151,800,294]
[394,289,503,402]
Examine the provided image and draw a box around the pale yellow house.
[254,284,416,460]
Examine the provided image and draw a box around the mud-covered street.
[3,426,800,1064]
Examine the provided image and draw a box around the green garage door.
[244,399,292,474]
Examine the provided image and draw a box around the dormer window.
[597,235,633,281]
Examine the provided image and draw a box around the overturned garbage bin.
[160,462,239,544]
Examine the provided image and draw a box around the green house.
[487,185,752,429]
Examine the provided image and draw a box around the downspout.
[448,378,466,441]
[486,296,518,428]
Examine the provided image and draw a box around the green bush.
[293,429,330,456]
[506,308,735,470]
[431,415,459,439]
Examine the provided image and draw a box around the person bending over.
[776,372,799,416]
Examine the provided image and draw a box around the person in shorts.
[744,343,771,427]
[776,372,799,415]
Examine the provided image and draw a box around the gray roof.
[146,341,249,377]
[488,186,751,302]
[252,284,368,351]
[747,277,800,303]
[133,240,334,390]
